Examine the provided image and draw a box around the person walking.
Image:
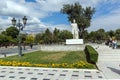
[112,39,117,49]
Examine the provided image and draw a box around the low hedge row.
[117,45,120,48]
[84,45,98,64]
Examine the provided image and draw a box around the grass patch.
[0,51,86,64]
[0,51,95,68]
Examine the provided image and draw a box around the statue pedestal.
[66,39,84,45]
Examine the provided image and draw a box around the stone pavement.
[0,66,105,80]
[91,44,120,79]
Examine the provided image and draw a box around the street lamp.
[11,16,27,56]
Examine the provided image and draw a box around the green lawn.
[1,51,86,64]
[0,51,96,68]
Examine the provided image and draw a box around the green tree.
[107,30,115,38]
[115,29,120,40]
[88,31,97,43]
[4,26,19,38]
[53,28,60,43]
[21,33,27,43]
[0,34,11,46]
[96,29,106,41]
[61,2,95,38]
[35,33,43,44]
[59,30,73,42]
[26,34,35,44]
[43,28,52,44]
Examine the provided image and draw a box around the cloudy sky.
[0,0,120,33]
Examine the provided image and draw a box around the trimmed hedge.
[117,45,120,48]
[84,45,98,64]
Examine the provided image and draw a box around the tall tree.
[61,2,95,38]
[88,31,97,43]
[43,28,52,44]
[21,33,27,43]
[59,30,73,42]
[107,30,115,38]
[4,26,19,38]
[96,29,106,40]
[35,33,43,44]
[53,28,60,43]
[115,29,120,40]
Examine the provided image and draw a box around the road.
[0,45,41,57]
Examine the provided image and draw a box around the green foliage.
[0,26,19,44]
[43,28,52,44]
[117,44,120,48]
[88,29,107,43]
[61,2,95,38]
[35,33,43,44]
[115,29,120,40]
[21,33,27,43]
[0,34,10,44]
[5,26,19,38]
[59,30,73,42]
[84,45,98,64]
[53,28,60,43]
[106,30,115,38]
[26,34,35,44]
[34,28,73,44]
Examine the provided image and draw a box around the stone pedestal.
[66,39,84,45]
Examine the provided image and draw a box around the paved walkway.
[0,45,40,58]
[0,66,105,80]
[0,44,120,80]
[91,44,120,79]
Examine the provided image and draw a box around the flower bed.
[0,60,94,69]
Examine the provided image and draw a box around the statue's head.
[73,19,76,23]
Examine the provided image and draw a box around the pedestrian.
[114,39,117,49]
[109,38,112,47]
[30,43,33,49]
[112,39,117,49]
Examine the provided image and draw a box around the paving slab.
[0,66,106,80]
[90,44,120,79]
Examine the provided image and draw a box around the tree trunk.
[78,27,84,39]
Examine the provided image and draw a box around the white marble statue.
[71,19,79,39]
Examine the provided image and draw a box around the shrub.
[84,45,98,64]
[117,45,120,48]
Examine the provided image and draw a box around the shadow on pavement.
[107,67,120,75]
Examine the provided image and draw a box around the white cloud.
[49,24,71,32]
[88,11,120,32]
[0,0,120,33]
[36,0,101,12]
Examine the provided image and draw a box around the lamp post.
[11,16,27,56]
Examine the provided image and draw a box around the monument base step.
[66,39,84,45]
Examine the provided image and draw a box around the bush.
[84,45,98,64]
[117,45,120,48]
